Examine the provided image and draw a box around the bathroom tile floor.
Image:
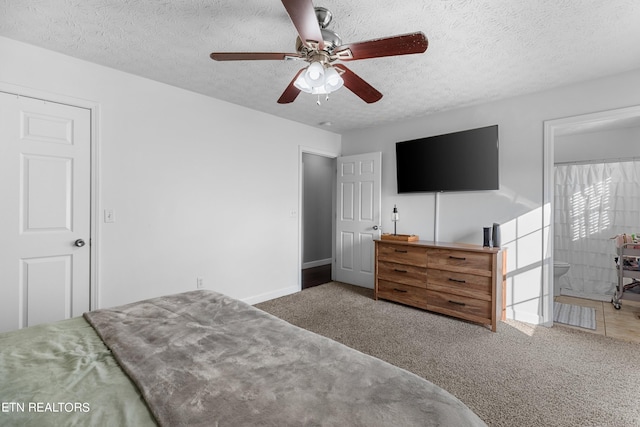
[554,295,640,344]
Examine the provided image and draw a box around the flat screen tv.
[395,125,499,193]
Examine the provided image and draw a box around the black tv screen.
[396,125,499,193]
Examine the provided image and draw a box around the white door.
[335,152,381,288]
[0,93,91,332]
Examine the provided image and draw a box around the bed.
[0,290,486,426]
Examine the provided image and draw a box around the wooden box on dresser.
[375,240,505,332]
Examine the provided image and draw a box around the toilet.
[553,261,570,296]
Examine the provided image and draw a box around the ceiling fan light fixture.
[311,86,330,95]
[324,66,344,91]
[294,73,313,93]
[304,61,325,88]
[295,63,344,97]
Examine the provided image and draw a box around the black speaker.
[483,227,491,247]
[492,223,501,248]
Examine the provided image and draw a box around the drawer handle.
[395,249,408,253]
[448,278,466,283]
[394,269,408,273]
[394,288,408,293]
[449,255,466,261]
[448,300,466,306]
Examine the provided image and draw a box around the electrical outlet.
[196,277,204,289]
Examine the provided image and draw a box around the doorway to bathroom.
[545,105,640,303]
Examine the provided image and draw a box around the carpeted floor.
[255,282,640,427]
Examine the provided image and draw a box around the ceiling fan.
[210,0,428,104]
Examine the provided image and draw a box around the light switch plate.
[104,209,115,223]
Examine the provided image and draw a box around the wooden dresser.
[375,240,504,331]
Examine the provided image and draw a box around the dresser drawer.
[426,290,491,322]
[377,280,428,309]
[377,243,428,267]
[427,269,491,300]
[427,249,492,274]
[378,261,427,288]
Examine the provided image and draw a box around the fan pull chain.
[315,94,331,106]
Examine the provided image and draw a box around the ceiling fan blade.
[277,68,305,104]
[333,32,428,61]
[210,52,302,61]
[334,64,383,104]
[281,0,324,50]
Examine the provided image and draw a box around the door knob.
[74,239,86,247]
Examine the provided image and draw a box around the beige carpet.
[256,282,640,427]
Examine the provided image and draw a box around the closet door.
[0,93,91,332]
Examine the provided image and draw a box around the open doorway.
[543,104,640,325]
[301,152,336,289]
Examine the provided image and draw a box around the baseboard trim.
[505,307,543,326]
[302,258,332,270]
[242,285,298,306]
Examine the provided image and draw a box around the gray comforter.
[84,290,486,427]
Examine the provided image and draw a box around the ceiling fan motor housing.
[295,7,342,56]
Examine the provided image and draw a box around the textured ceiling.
[1,0,640,133]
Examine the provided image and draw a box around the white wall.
[0,37,341,308]
[555,126,640,163]
[341,68,640,324]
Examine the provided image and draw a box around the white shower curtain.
[554,160,640,299]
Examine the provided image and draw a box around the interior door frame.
[0,82,101,311]
[298,146,340,291]
[543,104,640,326]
